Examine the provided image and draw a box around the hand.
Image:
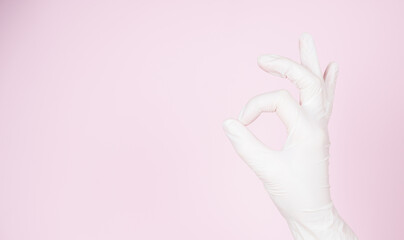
[223,33,358,240]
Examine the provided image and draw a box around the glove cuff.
[285,202,358,240]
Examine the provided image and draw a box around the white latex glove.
[223,33,358,240]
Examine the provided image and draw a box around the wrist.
[285,202,358,240]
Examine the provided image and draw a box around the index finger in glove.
[257,55,323,108]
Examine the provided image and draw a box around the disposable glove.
[223,33,358,240]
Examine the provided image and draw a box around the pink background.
[0,0,403,239]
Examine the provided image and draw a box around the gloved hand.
[223,33,358,240]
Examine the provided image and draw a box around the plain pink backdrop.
[0,0,403,239]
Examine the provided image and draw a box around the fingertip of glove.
[238,106,246,121]
[299,32,313,42]
[257,54,279,65]
[325,61,339,80]
[257,55,286,78]
[330,61,339,71]
[223,118,243,135]
[223,118,237,129]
